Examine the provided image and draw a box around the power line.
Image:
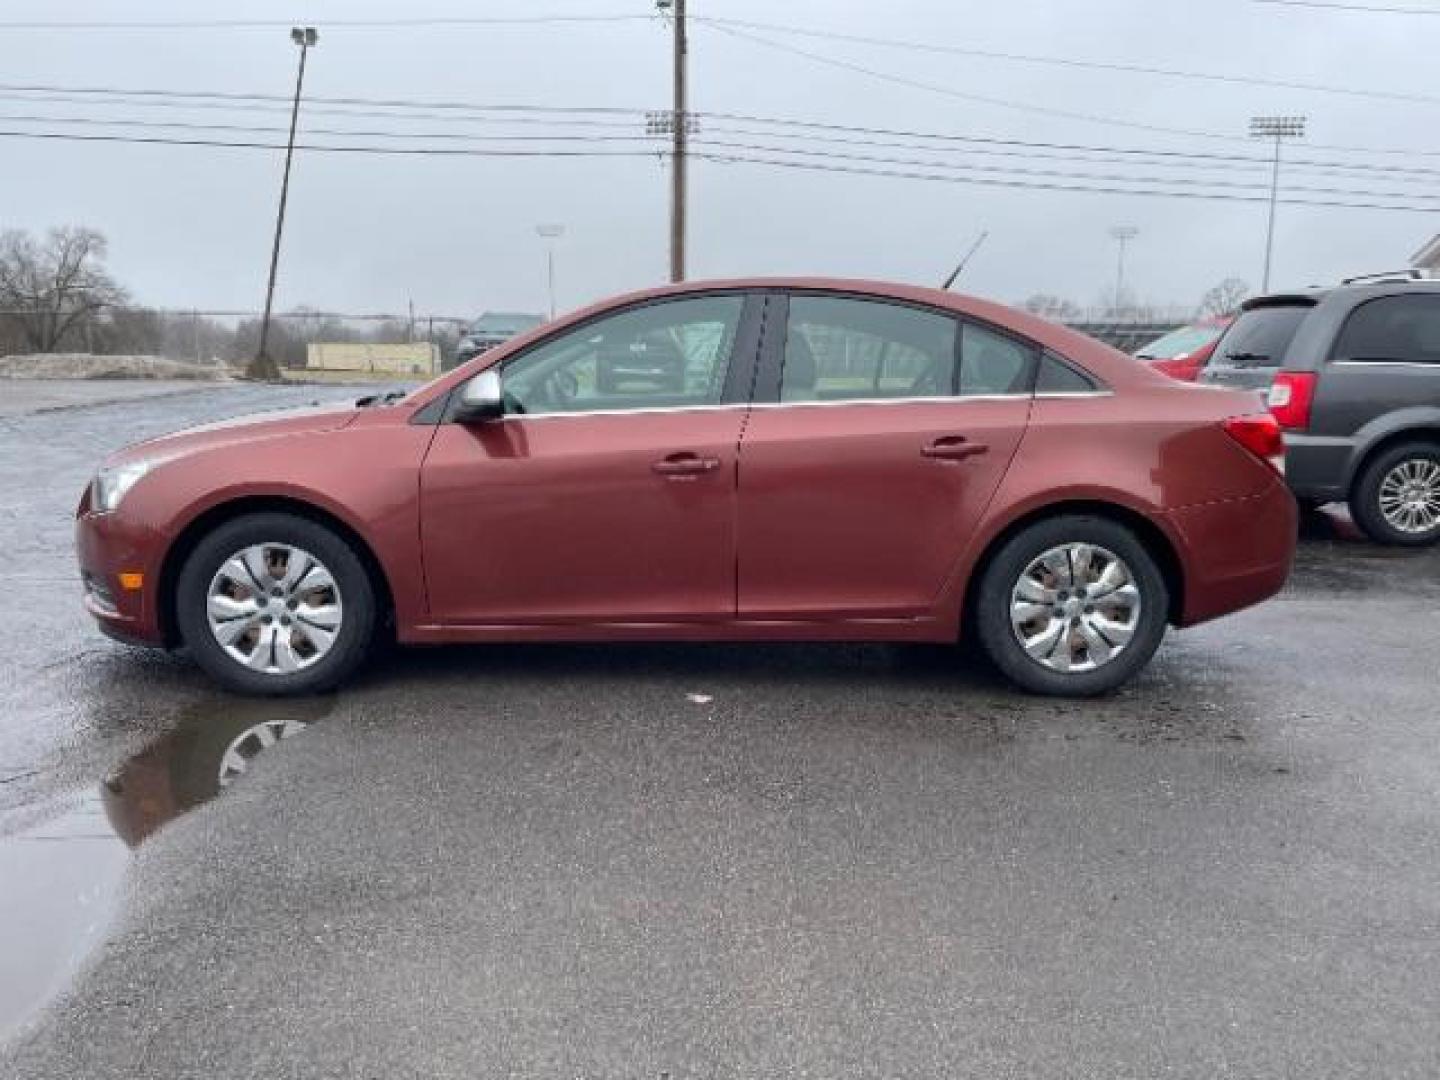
[1253,0,1440,12]
[0,129,664,158]
[688,138,1440,203]
[12,107,1440,185]
[701,21,1250,145]
[693,150,1440,214]
[695,15,1440,109]
[5,125,1439,212]
[0,14,655,31]
[8,79,1440,161]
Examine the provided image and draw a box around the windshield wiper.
[1221,351,1271,368]
[355,389,409,408]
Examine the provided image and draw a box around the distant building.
[1412,234,1440,276]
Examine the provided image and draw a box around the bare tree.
[0,226,127,353]
[1020,294,1083,321]
[1198,277,1250,319]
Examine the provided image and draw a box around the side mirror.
[454,369,503,422]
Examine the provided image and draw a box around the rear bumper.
[1165,479,1298,627]
[75,508,168,647]
[1283,433,1356,501]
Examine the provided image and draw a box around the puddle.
[0,697,332,1042]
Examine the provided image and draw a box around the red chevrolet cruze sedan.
[76,279,1296,697]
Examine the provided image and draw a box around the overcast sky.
[3,0,1439,320]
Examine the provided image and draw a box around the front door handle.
[652,452,722,478]
[922,436,988,461]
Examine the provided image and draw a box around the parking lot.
[2,383,1439,1077]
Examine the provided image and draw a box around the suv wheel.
[175,513,376,695]
[1350,441,1440,547]
[974,515,1170,697]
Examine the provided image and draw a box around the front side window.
[781,296,958,403]
[1333,295,1440,365]
[501,295,744,415]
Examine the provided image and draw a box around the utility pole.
[656,0,688,282]
[250,26,317,381]
[1109,225,1139,316]
[1249,115,1306,293]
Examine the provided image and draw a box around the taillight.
[1223,414,1285,474]
[1267,371,1317,430]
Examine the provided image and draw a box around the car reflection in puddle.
[101,697,329,847]
[0,696,331,1043]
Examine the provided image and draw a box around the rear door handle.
[652,452,722,478]
[922,436,988,461]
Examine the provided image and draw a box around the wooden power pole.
[669,0,688,283]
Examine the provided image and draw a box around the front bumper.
[75,506,168,647]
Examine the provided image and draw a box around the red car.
[1135,316,1233,381]
[76,280,1295,697]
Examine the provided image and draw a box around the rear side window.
[959,323,1037,396]
[1333,295,1440,365]
[1035,354,1097,393]
[1209,305,1310,370]
[781,296,958,402]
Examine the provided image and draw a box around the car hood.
[106,402,360,467]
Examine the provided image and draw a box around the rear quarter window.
[1332,294,1440,365]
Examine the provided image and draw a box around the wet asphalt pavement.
[1,383,1438,1078]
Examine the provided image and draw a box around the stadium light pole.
[1109,225,1139,316]
[536,223,565,320]
[251,26,317,381]
[1250,115,1306,293]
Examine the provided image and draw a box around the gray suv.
[1201,277,1440,546]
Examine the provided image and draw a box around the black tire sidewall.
[974,515,1169,697]
[1351,442,1440,548]
[175,513,376,695]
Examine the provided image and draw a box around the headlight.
[92,461,153,513]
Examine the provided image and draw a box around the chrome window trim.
[490,389,1109,421]
[1331,360,1439,370]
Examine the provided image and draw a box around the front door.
[737,293,1033,620]
[420,292,760,625]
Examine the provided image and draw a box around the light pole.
[250,26,317,381]
[1109,226,1139,316]
[536,223,565,320]
[1250,115,1306,293]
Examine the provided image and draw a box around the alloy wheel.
[1009,542,1142,674]
[206,543,344,674]
[1377,457,1440,536]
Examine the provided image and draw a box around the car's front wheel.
[1350,441,1440,547]
[175,513,376,695]
[973,515,1170,696]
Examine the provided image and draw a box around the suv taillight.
[1223,414,1285,474]
[1267,371,1317,431]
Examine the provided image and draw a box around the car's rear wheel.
[974,515,1169,696]
[1350,441,1440,547]
[175,513,376,695]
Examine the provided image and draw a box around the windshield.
[1135,323,1225,359]
[1207,305,1311,370]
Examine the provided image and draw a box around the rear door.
[735,292,1032,621]
[1314,292,1440,437]
[1200,300,1314,394]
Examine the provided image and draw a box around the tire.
[175,513,376,695]
[1349,441,1440,547]
[973,515,1170,697]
